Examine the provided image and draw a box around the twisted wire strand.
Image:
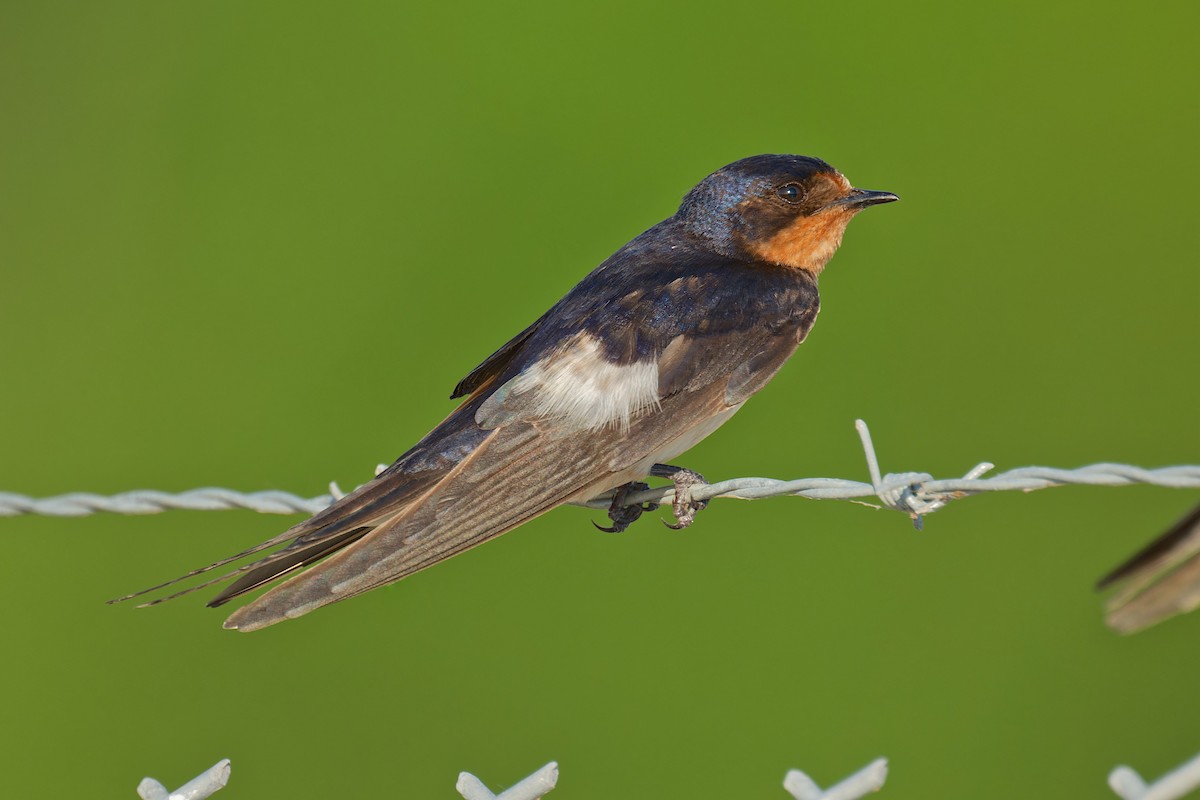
[0,489,333,518]
[611,465,1200,507]
[3,421,1195,523]
[127,749,1200,800]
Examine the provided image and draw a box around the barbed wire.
[3,421,1196,528]
[138,759,229,800]
[459,762,560,800]
[136,751,1200,800]
[1111,752,1200,800]
[0,488,331,518]
[458,758,888,800]
[783,759,888,800]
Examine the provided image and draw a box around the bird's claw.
[653,465,709,531]
[594,481,657,534]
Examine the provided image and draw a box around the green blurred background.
[1,1,1197,797]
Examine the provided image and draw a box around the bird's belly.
[643,401,744,467]
[565,401,745,504]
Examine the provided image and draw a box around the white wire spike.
[457,762,559,800]
[137,759,230,800]
[1110,751,1200,800]
[784,759,889,800]
[853,419,992,529]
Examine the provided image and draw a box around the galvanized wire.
[459,762,559,800]
[3,421,1196,527]
[452,753,1200,800]
[456,758,891,800]
[138,759,229,800]
[784,760,888,800]
[126,752,1200,800]
[1110,752,1200,800]
[0,488,331,518]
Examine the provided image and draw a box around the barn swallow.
[1098,502,1200,633]
[112,154,898,631]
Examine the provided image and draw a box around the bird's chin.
[750,209,852,274]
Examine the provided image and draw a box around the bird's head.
[677,154,898,274]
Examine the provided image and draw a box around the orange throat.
[751,208,856,275]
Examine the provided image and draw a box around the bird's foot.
[592,481,658,534]
[650,464,709,530]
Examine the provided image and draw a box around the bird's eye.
[776,183,805,204]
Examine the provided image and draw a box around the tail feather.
[108,453,449,610]
[207,527,372,608]
[106,528,306,605]
[221,505,544,632]
[126,527,376,610]
[222,426,576,631]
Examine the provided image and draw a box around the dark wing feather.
[1100,502,1200,633]
[110,400,491,608]
[1098,503,1200,589]
[225,387,711,629]
[206,527,373,607]
[450,312,549,399]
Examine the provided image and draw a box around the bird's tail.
[106,462,444,610]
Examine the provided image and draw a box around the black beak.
[833,188,900,210]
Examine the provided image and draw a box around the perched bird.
[1098,502,1200,634]
[112,154,898,631]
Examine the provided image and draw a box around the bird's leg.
[650,463,709,530]
[592,481,657,534]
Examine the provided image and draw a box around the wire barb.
[1109,752,1200,800]
[458,762,559,800]
[137,759,230,800]
[784,759,888,800]
[122,751,1200,800]
[2,420,1197,522]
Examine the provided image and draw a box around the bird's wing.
[221,313,812,631]
[111,319,559,610]
[1100,502,1200,634]
[449,311,550,400]
[108,433,472,608]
